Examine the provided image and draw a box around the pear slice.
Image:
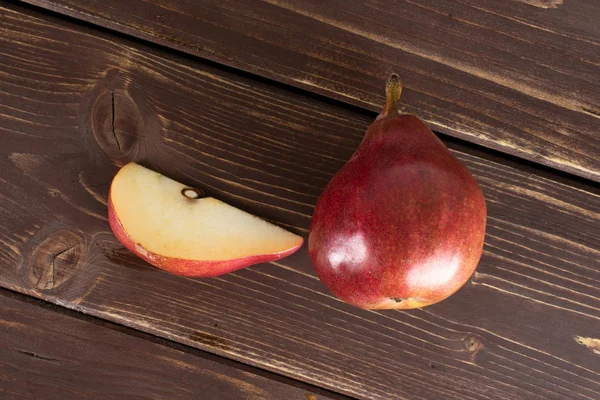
[108,162,303,277]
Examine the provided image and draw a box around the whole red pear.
[308,75,486,310]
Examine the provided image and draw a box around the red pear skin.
[308,75,487,310]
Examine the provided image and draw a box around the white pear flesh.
[108,162,303,276]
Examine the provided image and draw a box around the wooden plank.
[0,289,349,400]
[1,3,600,399]
[16,0,600,182]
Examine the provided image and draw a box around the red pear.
[308,75,486,310]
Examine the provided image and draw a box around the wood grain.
[0,289,349,400]
[16,0,600,181]
[1,3,600,400]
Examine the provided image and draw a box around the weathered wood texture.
[0,289,350,400]
[17,0,600,181]
[1,3,600,400]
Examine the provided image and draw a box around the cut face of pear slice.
[108,162,303,276]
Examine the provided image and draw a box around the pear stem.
[382,73,403,118]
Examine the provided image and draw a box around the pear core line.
[382,73,403,118]
[181,188,205,199]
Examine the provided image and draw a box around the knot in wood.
[464,336,482,352]
[28,230,84,290]
[91,87,141,164]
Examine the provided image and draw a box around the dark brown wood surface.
[0,289,350,400]
[1,2,600,400]
[17,0,600,181]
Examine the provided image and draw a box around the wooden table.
[1,1,599,399]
